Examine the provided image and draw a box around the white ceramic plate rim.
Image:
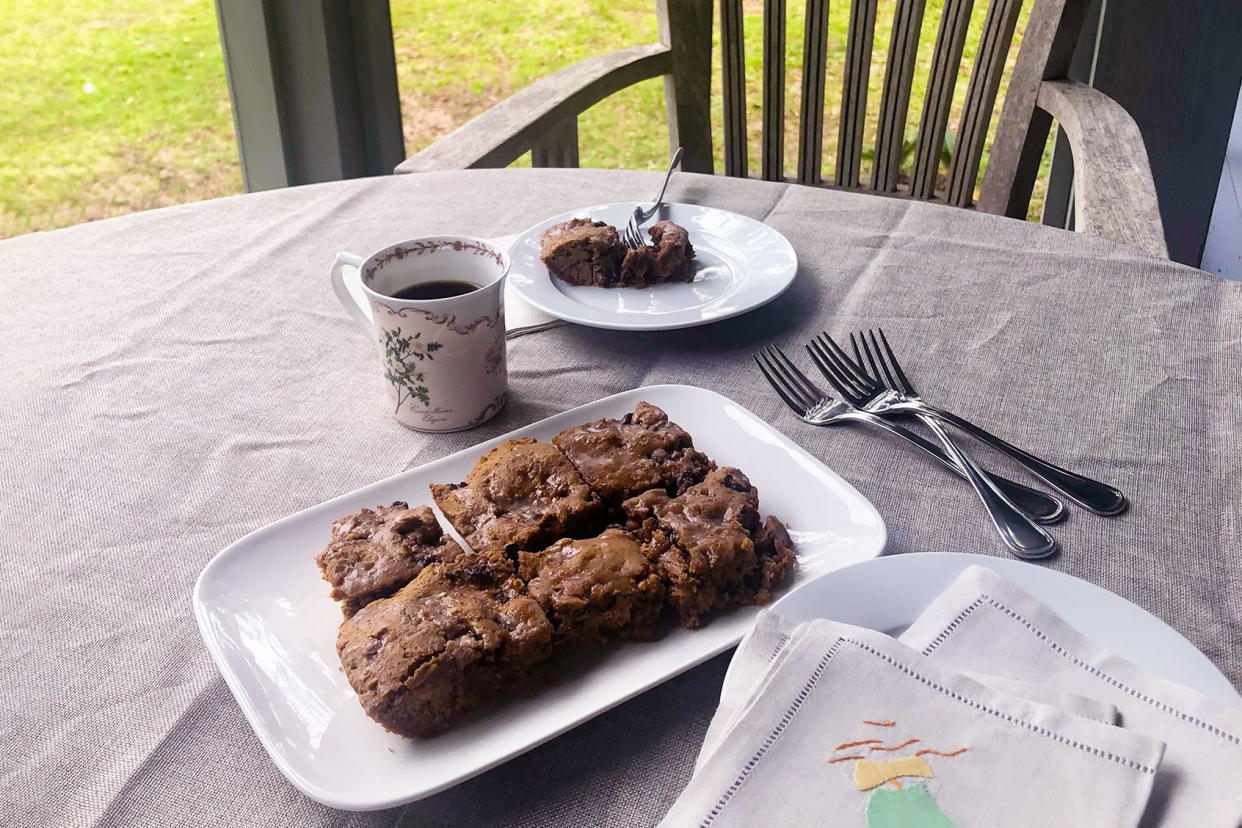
[193,384,885,810]
[506,202,797,331]
[726,552,1239,703]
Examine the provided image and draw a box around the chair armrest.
[1035,79,1168,258]
[396,43,671,174]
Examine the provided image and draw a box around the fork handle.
[843,411,1064,523]
[910,404,1127,516]
[650,146,684,210]
[922,417,1058,559]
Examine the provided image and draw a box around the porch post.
[213,0,405,191]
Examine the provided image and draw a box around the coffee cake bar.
[336,553,553,738]
[624,467,795,628]
[431,437,605,556]
[315,502,469,617]
[553,402,713,504]
[518,528,665,649]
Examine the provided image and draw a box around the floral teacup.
[329,236,508,432]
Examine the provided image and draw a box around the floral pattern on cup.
[466,391,509,429]
[484,340,504,375]
[371,304,503,335]
[380,328,442,414]
[365,238,505,275]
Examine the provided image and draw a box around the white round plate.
[732,553,1238,702]
[507,202,797,331]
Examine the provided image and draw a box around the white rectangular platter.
[193,384,886,810]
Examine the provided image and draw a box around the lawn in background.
[0,0,1050,239]
[0,0,239,237]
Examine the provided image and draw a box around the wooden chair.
[395,0,1168,258]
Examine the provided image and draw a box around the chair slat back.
[909,0,976,199]
[761,0,788,180]
[797,0,831,184]
[947,0,1025,205]
[872,0,927,193]
[720,0,748,177]
[835,0,878,188]
[691,0,1078,208]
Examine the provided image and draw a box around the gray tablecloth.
[2,169,1239,826]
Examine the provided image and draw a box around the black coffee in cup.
[389,280,478,300]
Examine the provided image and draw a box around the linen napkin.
[698,611,1119,769]
[489,232,562,333]
[899,566,1242,828]
[696,611,794,765]
[664,619,1164,827]
[503,274,559,331]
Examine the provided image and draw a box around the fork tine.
[851,331,885,385]
[805,336,855,393]
[813,333,871,390]
[623,219,636,249]
[761,346,819,410]
[849,332,867,373]
[805,338,866,404]
[766,345,825,404]
[817,332,877,389]
[750,357,809,414]
[754,349,811,413]
[862,330,900,390]
[807,336,869,399]
[854,331,879,381]
[754,354,803,413]
[758,347,814,410]
[875,328,917,395]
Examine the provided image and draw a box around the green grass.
[389,0,667,169]
[0,0,1053,239]
[0,0,239,237]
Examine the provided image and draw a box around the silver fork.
[753,345,1064,525]
[622,146,684,250]
[803,340,1058,559]
[823,329,1127,516]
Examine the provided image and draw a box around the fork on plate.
[814,329,1127,516]
[622,146,684,250]
[754,345,1064,529]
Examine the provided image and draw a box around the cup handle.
[329,251,374,335]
